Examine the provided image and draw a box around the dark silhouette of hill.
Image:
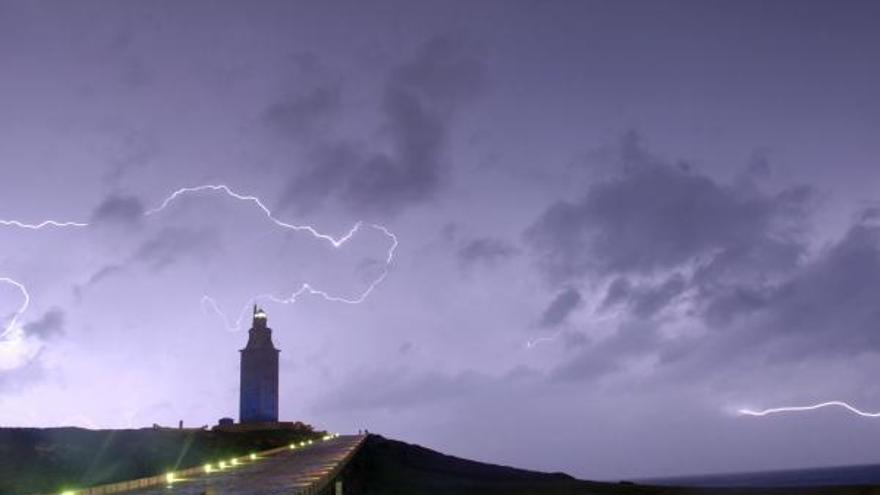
[342,435,880,495]
[0,425,321,495]
[5,429,880,495]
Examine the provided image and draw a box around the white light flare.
[738,401,880,418]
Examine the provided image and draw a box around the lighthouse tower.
[239,305,279,423]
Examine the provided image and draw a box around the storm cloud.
[538,288,582,328]
[90,195,145,226]
[456,237,518,269]
[277,35,486,215]
[523,134,876,383]
[526,133,812,285]
[23,308,64,340]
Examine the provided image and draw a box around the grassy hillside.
[0,426,323,495]
[342,435,880,495]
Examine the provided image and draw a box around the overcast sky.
[2,0,880,481]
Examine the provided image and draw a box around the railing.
[47,433,357,495]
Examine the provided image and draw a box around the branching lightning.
[738,401,880,418]
[1,183,398,338]
[149,184,398,330]
[0,219,87,338]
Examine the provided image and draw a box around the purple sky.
[2,0,880,481]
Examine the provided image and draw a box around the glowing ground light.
[231,458,238,466]
[204,463,213,473]
[739,401,880,418]
[250,453,257,460]
[219,461,227,469]
[165,472,175,484]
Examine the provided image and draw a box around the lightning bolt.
[738,401,880,418]
[1,183,398,337]
[0,277,29,340]
[148,184,398,330]
[0,220,88,338]
[145,184,392,250]
[0,220,88,229]
[525,331,563,349]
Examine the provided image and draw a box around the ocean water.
[642,463,880,487]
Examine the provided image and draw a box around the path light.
[166,472,175,484]
[204,464,213,473]
[231,458,238,466]
[250,453,257,460]
[290,443,296,449]
[61,491,75,495]
[219,460,227,469]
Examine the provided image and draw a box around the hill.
[5,429,880,495]
[342,435,880,495]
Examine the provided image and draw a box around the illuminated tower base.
[239,306,279,423]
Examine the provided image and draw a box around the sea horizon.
[640,462,880,487]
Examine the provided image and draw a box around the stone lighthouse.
[239,305,279,423]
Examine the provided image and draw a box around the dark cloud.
[90,194,145,226]
[277,142,361,214]
[73,264,126,301]
[552,207,880,382]
[600,275,687,319]
[750,220,880,358]
[24,308,64,339]
[549,329,636,382]
[549,320,697,383]
[524,134,838,381]
[279,35,486,215]
[539,288,582,328]
[525,132,812,285]
[85,264,125,287]
[456,237,518,269]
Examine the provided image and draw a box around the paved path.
[122,435,363,495]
